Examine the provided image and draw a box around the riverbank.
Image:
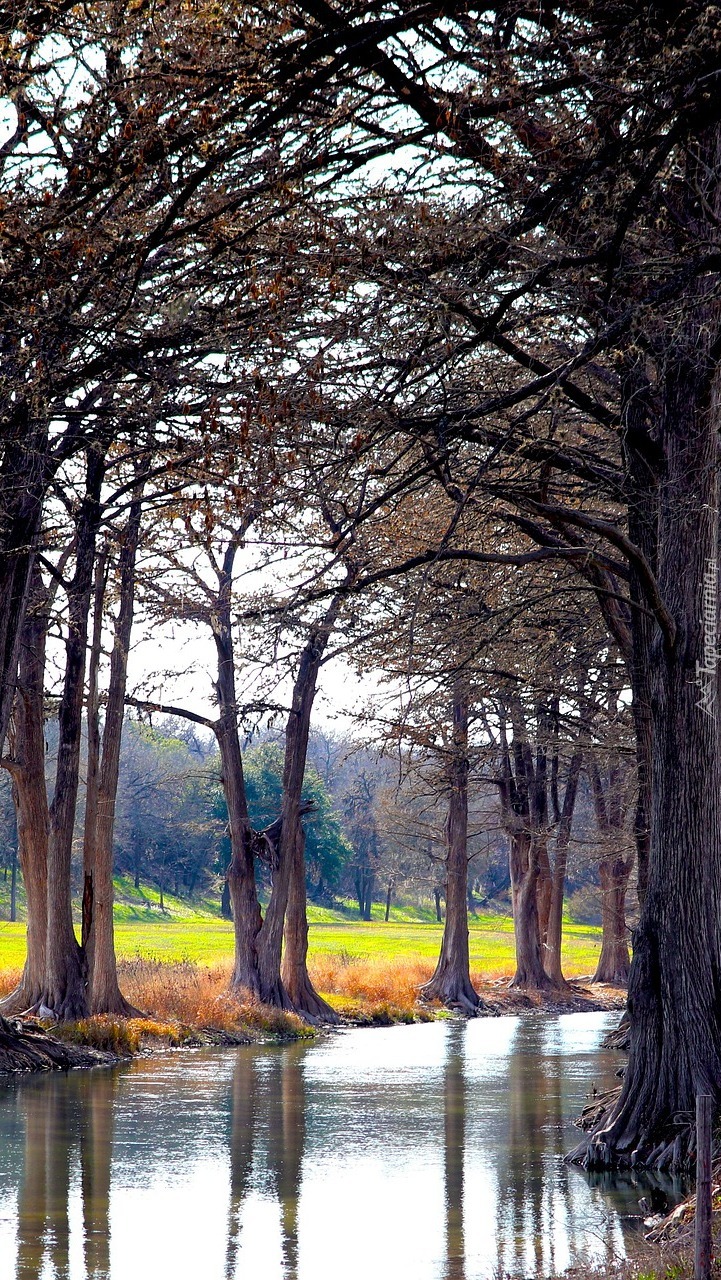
[0,956,626,1073]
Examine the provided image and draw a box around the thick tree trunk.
[509,831,553,990]
[544,748,583,988]
[82,548,106,958]
[622,363,658,911]
[587,757,633,985]
[43,449,104,1019]
[258,593,345,1014]
[592,857,631,985]
[0,568,49,1015]
[499,700,555,991]
[218,715,262,998]
[85,495,143,1017]
[211,545,263,999]
[573,287,721,1167]
[536,839,552,948]
[421,685,481,1013]
[281,822,338,1023]
[0,421,48,755]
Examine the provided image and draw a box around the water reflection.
[444,1023,465,1280]
[0,1014,687,1280]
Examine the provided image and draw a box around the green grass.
[0,907,604,977]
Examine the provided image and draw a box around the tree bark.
[508,830,553,989]
[498,702,555,991]
[212,546,263,999]
[544,747,583,988]
[281,820,338,1022]
[621,362,658,911]
[0,421,48,756]
[42,448,104,1019]
[593,858,632,985]
[421,683,481,1013]
[81,547,106,956]
[85,490,144,1017]
[573,242,721,1165]
[267,593,346,1017]
[0,565,49,1015]
[588,757,633,986]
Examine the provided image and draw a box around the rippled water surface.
[0,1012,681,1279]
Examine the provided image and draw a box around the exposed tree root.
[0,1015,116,1073]
[601,1009,630,1051]
[283,972,339,1025]
[575,1083,623,1134]
[568,1082,707,1174]
[420,970,484,1016]
[254,975,298,1014]
[508,966,557,992]
[91,992,144,1019]
[0,980,44,1018]
[570,1121,704,1174]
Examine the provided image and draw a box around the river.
[0,1011,686,1279]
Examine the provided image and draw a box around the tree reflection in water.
[443,1021,466,1280]
[1,1016,687,1280]
[15,1070,115,1280]
[226,1043,307,1280]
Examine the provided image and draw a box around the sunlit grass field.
[0,899,604,978]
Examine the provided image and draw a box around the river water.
[0,1012,686,1280]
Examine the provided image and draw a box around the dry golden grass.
[308,953,434,1009]
[117,958,311,1039]
[56,1015,190,1054]
[1,956,621,1042]
[0,968,22,999]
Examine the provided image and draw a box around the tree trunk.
[573,263,721,1165]
[509,831,553,990]
[281,822,338,1023]
[205,539,264,999]
[266,593,346,1017]
[0,567,49,1015]
[592,857,631,985]
[536,838,552,948]
[85,491,144,1017]
[544,748,583,988]
[434,886,443,922]
[622,362,658,911]
[421,684,481,1013]
[385,878,393,922]
[587,757,633,986]
[217,709,262,997]
[0,421,48,756]
[43,449,104,1019]
[81,547,106,956]
[499,700,554,991]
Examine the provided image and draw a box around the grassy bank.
[0,897,613,1050]
[0,912,604,976]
